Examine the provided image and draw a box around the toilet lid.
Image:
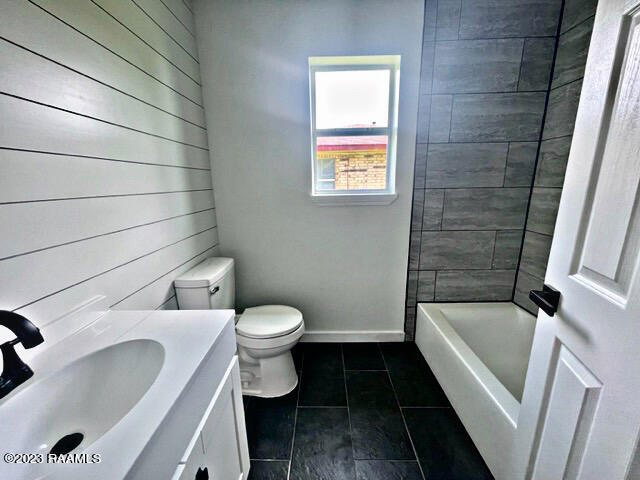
[236,305,303,339]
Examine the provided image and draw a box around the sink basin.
[0,339,164,455]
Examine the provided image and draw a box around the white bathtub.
[415,302,536,479]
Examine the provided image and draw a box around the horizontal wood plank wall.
[0,0,217,330]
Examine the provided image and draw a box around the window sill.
[310,192,398,206]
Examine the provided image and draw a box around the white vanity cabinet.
[173,356,250,480]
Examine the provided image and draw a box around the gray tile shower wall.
[513,0,598,314]
[405,0,565,339]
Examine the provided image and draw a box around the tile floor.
[243,342,493,480]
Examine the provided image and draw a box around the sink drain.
[49,433,84,455]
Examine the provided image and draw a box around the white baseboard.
[300,330,406,343]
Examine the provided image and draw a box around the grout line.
[549,75,583,93]
[490,230,498,269]
[341,343,357,475]
[0,147,211,171]
[0,208,216,261]
[27,0,204,108]
[181,0,193,14]
[559,14,596,37]
[0,91,208,151]
[515,38,526,92]
[286,346,303,480]
[511,0,566,301]
[378,343,427,480]
[296,405,349,408]
[0,37,206,129]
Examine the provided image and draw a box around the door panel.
[516,0,640,478]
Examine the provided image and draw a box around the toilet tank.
[174,257,235,310]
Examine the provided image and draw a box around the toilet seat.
[236,305,303,339]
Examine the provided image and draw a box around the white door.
[514,0,640,478]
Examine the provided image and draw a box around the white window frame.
[308,55,401,205]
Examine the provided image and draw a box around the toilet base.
[238,349,298,398]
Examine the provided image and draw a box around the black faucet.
[0,311,44,400]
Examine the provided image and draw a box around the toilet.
[174,257,304,398]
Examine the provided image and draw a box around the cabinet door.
[178,356,249,480]
[200,357,249,480]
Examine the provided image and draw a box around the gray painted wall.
[0,0,217,338]
[193,0,424,338]
[514,0,598,313]
[406,0,563,338]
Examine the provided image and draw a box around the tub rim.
[417,302,534,427]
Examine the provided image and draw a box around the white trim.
[310,192,398,206]
[308,56,401,199]
[300,330,405,342]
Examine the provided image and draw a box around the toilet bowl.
[174,258,304,398]
[235,305,304,397]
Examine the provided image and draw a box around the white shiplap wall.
[0,0,217,331]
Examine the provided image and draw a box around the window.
[309,56,400,204]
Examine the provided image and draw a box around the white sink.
[0,339,164,456]
[0,308,237,480]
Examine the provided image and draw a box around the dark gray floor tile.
[356,460,423,480]
[492,230,523,269]
[519,38,555,92]
[543,80,583,140]
[552,17,594,88]
[343,343,385,370]
[535,136,571,187]
[290,408,355,480]
[435,270,516,301]
[346,370,397,409]
[426,143,508,188]
[347,371,415,460]
[442,188,529,230]
[450,92,546,142]
[433,39,523,94]
[505,142,538,187]
[380,343,450,407]
[299,370,347,406]
[459,0,561,38]
[301,343,343,375]
[244,388,298,460]
[561,0,597,33]
[419,231,495,270]
[248,460,289,480]
[350,408,415,460]
[292,344,303,373]
[403,408,493,480]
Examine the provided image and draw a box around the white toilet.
[174,257,304,398]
